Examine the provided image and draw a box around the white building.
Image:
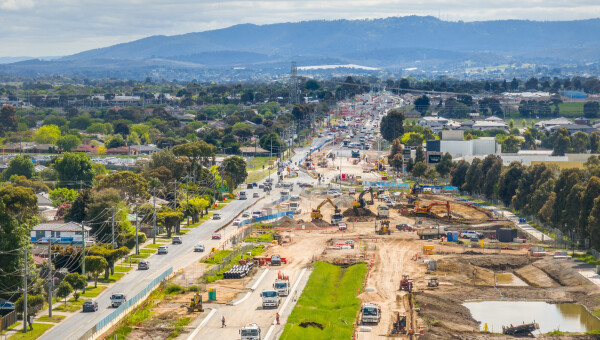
[31,222,91,243]
[426,137,499,158]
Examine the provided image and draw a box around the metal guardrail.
[78,267,173,340]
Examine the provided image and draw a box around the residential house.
[240,146,270,156]
[130,145,159,155]
[106,146,140,155]
[74,144,100,154]
[30,222,91,243]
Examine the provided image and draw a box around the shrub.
[164,283,184,295]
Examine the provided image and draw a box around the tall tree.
[552,168,584,228]
[0,105,18,134]
[97,171,150,203]
[411,162,427,178]
[583,101,599,119]
[497,162,525,206]
[450,160,469,189]
[462,158,483,194]
[56,135,81,152]
[579,177,600,238]
[219,156,248,194]
[435,152,453,178]
[552,128,571,156]
[380,110,404,142]
[3,155,35,179]
[590,131,600,154]
[172,141,216,176]
[84,256,108,288]
[54,152,95,188]
[413,95,430,114]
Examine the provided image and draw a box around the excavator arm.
[353,188,374,208]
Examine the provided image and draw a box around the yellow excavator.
[352,187,374,213]
[311,198,343,224]
[374,157,386,171]
[187,293,204,312]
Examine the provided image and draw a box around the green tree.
[552,128,571,156]
[521,129,536,150]
[183,197,210,222]
[305,79,320,91]
[157,210,184,237]
[583,101,599,118]
[388,139,404,171]
[579,177,600,238]
[0,186,38,221]
[86,122,109,134]
[590,131,600,154]
[219,156,248,194]
[172,141,217,175]
[571,131,589,153]
[0,105,18,134]
[450,160,469,189]
[56,135,81,152]
[3,155,35,179]
[405,158,414,173]
[482,155,503,199]
[415,145,425,164]
[0,200,31,292]
[413,95,430,114]
[15,295,44,317]
[231,122,253,139]
[54,153,95,188]
[34,124,61,144]
[380,110,404,142]
[424,168,438,181]
[411,162,427,178]
[497,162,525,205]
[49,188,79,207]
[435,153,453,178]
[502,135,521,153]
[260,133,285,156]
[588,196,600,249]
[84,256,108,288]
[462,158,483,194]
[63,273,87,300]
[97,171,149,203]
[56,280,73,306]
[552,168,584,228]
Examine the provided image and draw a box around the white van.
[239,191,247,200]
[290,195,300,202]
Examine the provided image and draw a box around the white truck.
[377,205,389,219]
[261,290,280,309]
[273,273,290,296]
[417,226,447,240]
[240,323,261,340]
[360,303,382,324]
[289,201,302,214]
[110,293,127,308]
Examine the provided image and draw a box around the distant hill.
[2,16,600,79]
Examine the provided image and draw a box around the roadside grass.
[131,253,151,259]
[202,250,233,265]
[204,245,266,283]
[139,248,156,254]
[246,156,272,171]
[114,266,134,272]
[210,204,228,211]
[7,323,54,340]
[81,286,106,298]
[1,321,18,335]
[245,233,274,243]
[98,272,125,284]
[105,289,164,340]
[246,170,270,184]
[280,262,367,340]
[143,244,161,249]
[572,252,600,266]
[53,298,89,312]
[167,317,191,339]
[36,315,65,323]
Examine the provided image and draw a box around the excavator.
[374,157,386,171]
[352,187,374,213]
[187,293,204,312]
[414,201,451,218]
[311,198,343,224]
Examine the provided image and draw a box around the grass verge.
[280,262,367,340]
[98,272,125,284]
[167,317,191,339]
[204,245,266,283]
[114,266,134,272]
[7,323,54,340]
[202,250,233,264]
[53,298,89,312]
[573,251,600,266]
[105,289,164,339]
[81,286,106,298]
[246,233,274,243]
[36,315,65,323]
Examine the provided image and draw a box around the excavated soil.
[342,207,376,222]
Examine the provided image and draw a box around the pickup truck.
[270,255,282,266]
[417,226,447,240]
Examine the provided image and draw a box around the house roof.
[33,222,91,232]
[36,193,52,206]
[240,146,269,153]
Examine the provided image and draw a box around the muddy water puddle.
[495,272,528,286]
[464,301,600,333]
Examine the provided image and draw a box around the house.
[130,145,159,155]
[29,144,56,153]
[403,109,422,118]
[470,121,508,131]
[240,146,270,156]
[74,144,99,154]
[106,146,140,155]
[574,117,592,126]
[547,124,596,135]
[36,193,52,210]
[418,116,449,127]
[534,117,572,130]
[30,222,91,244]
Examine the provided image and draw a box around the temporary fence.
[454,196,502,217]
[298,138,334,165]
[362,181,458,192]
[201,243,257,281]
[0,311,16,333]
[78,267,173,340]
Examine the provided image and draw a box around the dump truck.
[400,274,413,292]
[416,226,447,240]
[273,272,290,296]
[377,205,389,219]
[240,323,261,340]
[360,303,382,324]
[261,290,280,309]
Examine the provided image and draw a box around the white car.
[232,219,241,226]
[194,244,205,252]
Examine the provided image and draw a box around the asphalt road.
[40,137,328,340]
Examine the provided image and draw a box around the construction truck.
[318,158,328,168]
[261,290,280,309]
[360,303,382,324]
[375,157,385,171]
[377,205,389,219]
[311,198,343,225]
[410,182,422,195]
[390,313,407,334]
[414,201,451,218]
[187,293,204,312]
[352,187,374,213]
[273,272,290,296]
[376,219,391,235]
[351,149,360,158]
[400,274,413,292]
[240,323,261,340]
[427,278,439,287]
[416,226,447,239]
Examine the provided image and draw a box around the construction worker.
[222,316,226,328]
[276,312,280,325]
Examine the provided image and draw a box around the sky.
[1,0,599,57]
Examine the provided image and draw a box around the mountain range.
[2,16,600,79]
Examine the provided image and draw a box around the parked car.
[110,293,126,308]
[82,300,98,312]
[157,246,168,254]
[212,233,222,240]
[253,192,260,198]
[0,301,15,312]
[460,231,483,239]
[232,219,241,226]
[298,182,313,188]
[242,211,250,218]
[213,213,221,220]
[138,260,149,270]
[194,244,205,252]
[172,236,182,244]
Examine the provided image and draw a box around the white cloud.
[0,0,598,56]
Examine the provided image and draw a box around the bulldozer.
[311,198,343,224]
[427,277,439,288]
[414,201,451,218]
[399,274,413,292]
[187,293,204,312]
[376,219,391,235]
[352,187,374,213]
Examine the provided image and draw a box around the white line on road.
[264,267,308,340]
[250,268,270,291]
[231,292,251,306]
[186,308,217,340]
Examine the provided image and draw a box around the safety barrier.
[78,267,173,340]
[298,138,334,165]
[238,211,295,227]
[362,181,458,191]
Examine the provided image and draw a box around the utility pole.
[81,220,86,293]
[186,175,190,228]
[23,246,28,333]
[135,202,139,255]
[111,207,116,248]
[47,242,53,317]
[152,187,157,244]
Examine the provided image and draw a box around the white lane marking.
[250,269,270,291]
[231,292,251,306]
[186,308,217,340]
[264,267,308,340]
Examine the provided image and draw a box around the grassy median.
[280,261,367,340]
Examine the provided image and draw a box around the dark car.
[82,300,98,312]
[172,236,182,244]
[247,184,253,189]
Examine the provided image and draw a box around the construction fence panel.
[201,244,256,279]
[80,267,174,340]
[0,311,16,332]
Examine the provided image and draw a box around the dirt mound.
[299,321,324,329]
[342,207,375,222]
[459,254,536,271]
[533,258,591,286]
[333,196,354,208]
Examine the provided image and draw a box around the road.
[40,136,329,340]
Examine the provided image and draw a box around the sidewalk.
[496,209,553,242]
